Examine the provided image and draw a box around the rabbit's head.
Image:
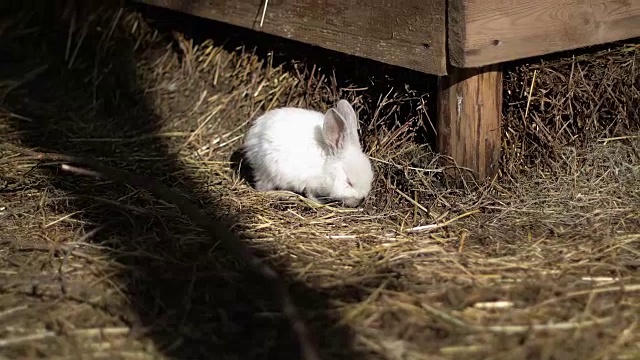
[320,100,374,207]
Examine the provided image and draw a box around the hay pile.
[0,2,638,359]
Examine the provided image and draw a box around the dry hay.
[0,2,639,359]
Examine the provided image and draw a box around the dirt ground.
[0,2,638,360]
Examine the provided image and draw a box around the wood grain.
[437,65,502,180]
[137,0,447,75]
[449,0,640,68]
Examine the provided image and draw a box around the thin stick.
[420,302,612,334]
[68,20,89,69]
[524,69,538,122]
[0,332,56,347]
[392,186,429,215]
[64,4,76,61]
[0,327,131,348]
[0,142,320,360]
[598,135,640,143]
[260,0,269,27]
[406,209,480,233]
[61,164,102,178]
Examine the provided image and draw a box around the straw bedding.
[0,2,638,359]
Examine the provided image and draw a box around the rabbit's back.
[243,108,328,192]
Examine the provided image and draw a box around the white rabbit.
[242,99,374,207]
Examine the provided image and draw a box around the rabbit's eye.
[347,179,353,187]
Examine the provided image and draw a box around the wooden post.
[436,64,502,181]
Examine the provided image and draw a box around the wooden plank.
[136,0,447,75]
[437,64,502,181]
[449,0,640,68]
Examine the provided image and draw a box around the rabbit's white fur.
[242,100,374,207]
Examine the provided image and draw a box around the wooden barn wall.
[137,0,448,75]
[449,0,640,68]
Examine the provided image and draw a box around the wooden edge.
[449,0,640,68]
[134,0,448,76]
[446,0,467,70]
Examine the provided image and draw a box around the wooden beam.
[436,64,502,181]
[136,0,448,75]
[449,0,640,68]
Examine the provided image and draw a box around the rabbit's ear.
[322,108,348,153]
[335,100,359,142]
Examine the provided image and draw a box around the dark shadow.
[0,1,370,359]
[230,148,256,188]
